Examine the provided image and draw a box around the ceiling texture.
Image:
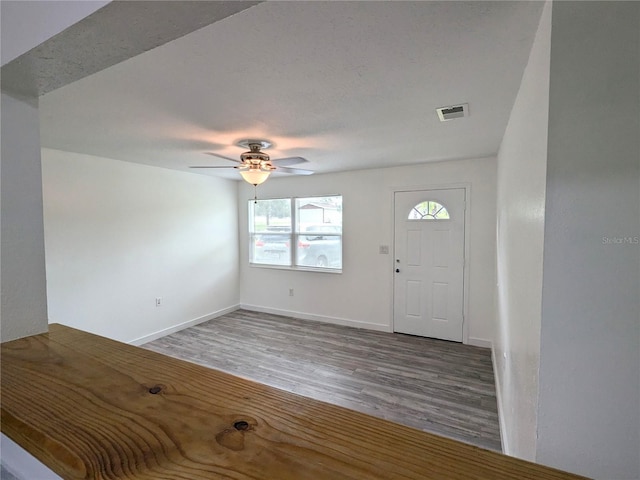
[29,1,544,180]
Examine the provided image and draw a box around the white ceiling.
[38,1,544,180]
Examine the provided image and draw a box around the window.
[249,196,342,271]
[408,201,450,220]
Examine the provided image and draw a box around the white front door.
[393,189,466,341]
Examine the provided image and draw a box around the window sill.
[249,263,342,274]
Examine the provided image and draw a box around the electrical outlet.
[289,288,294,297]
[155,297,162,307]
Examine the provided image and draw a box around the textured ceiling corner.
[0,1,262,97]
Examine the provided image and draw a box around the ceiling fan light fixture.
[191,138,312,183]
[240,169,271,185]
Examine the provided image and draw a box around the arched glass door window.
[408,201,450,220]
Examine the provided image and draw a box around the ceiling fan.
[190,139,313,186]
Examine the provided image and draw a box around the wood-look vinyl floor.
[143,309,501,451]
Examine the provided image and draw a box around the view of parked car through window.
[297,224,342,268]
[249,196,342,270]
[253,233,290,265]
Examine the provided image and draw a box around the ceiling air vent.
[436,103,469,122]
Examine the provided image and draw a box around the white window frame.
[248,195,342,273]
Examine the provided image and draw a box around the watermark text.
[602,236,639,245]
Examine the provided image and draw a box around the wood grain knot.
[148,385,163,394]
[216,417,256,451]
[233,421,249,431]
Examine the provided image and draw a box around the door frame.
[390,183,471,344]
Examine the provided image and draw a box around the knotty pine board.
[1,324,588,479]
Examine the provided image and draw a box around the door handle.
[395,268,400,273]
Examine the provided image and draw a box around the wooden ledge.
[1,324,587,479]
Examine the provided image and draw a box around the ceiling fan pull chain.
[254,184,258,204]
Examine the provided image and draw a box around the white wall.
[494,1,551,461]
[238,157,497,346]
[0,93,49,342]
[537,2,640,479]
[1,0,111,344]
[41,149,240,344]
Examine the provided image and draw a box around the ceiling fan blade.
[270,156,308,167]
[276,166,314,175]
[189,166,239,169]
[204,152,241,163]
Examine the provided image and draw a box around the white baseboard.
[240,304,393,333]
[467,337,492,349]
[128,304,240,345]
[491,344,509,455]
